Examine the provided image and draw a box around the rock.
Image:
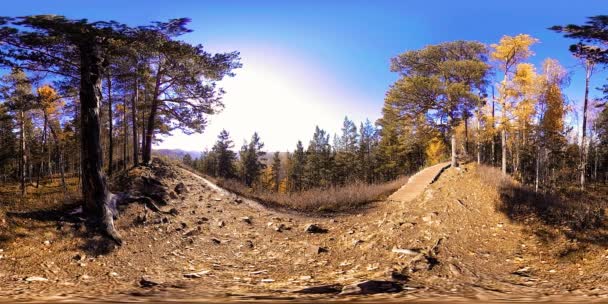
[513,266,532,277]
[241,216,252,224]
[174,182,187,194]
[234,198,243,204]
[183,270,210,278]
[352,239,364,246]
[260,279,275,283]
[43,240,51,246]
[139,275,162,287]
[184,227,201,237]
[169,191,178,199]
[211,238,221,244]
[304,224,328,234]
[73,253,86,261]
[294,284,343,294]
[392,248,420,255]
[340,280,403,295]
[24,276,48,282]
[169,208,179,216]
[79,274,91,280]
[448,263,461,276]
[308,245,328,255]
[245,240,254,249]
[108,272,119,277]
[390,271,409,281]
[217,220,225,228]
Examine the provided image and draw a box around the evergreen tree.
[0,103,17,180]
[0,68,35,196]
[288,140,306,191]
[182,153,193,167]
[270,152,281,192]
[334,116,359,184]
[304,126,332,188]
[211,130,236,178]
[239,132,266,187]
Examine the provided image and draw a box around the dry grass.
[476,165,608,232]
[214,177,409,213]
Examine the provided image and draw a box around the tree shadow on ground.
[475,165,608,248]
[4,202,119,255]
[495,181,608,247]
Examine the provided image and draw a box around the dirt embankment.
[0,159,607,302]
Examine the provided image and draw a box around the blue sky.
[4,0,607,151]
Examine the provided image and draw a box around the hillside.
[153,149,204,161]
[0,159,607,302]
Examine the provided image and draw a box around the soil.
[1,159,608,303]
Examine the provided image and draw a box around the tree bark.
[79,39,121,245]
[142,67,162,164]
[19,110,26,196]
[48,121,67,192]
[107,73,113,176]
[123,96,127,171]
[451,132,457,168]
[580,62,591,191]
[36,113,48,188]
[501,129,507,175]
[131,78,139,166]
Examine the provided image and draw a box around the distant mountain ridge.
[153,149,204,160]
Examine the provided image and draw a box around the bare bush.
[215,177,409,213]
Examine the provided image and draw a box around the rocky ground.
[1,159,608,303]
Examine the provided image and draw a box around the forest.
[0,8,607,303]
[1,16,607,219]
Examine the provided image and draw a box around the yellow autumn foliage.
[425,137,447,165]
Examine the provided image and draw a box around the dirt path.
[1,160,608,302]
[388,162,450,202]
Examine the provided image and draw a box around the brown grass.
[476,165,608,232]
[213,177,409,213]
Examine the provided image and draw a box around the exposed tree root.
[94,191,172,246]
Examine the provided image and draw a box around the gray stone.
[304,224,328,234]
[340,280,403,295]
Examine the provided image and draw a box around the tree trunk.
[477,111,481,164]
[36,114,48,188]
[19,110,26,196]
[123,92,128,170]
[131,78,139,166]
[580,63,591,191]
[140,82,147,159]
[107,73,113,176]
[535,147,541,192]
[491,86,496,165]
[464,116,469,156]
[79,40,121,245]
[501,129,507,175]
[451,132,457,168]
[48,122,67,192]
[142,68,162,164]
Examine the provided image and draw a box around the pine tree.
[334,116,359,184]
[239,132,266,187]
[0,103,18,181]
[270,152,281,192]
[288,140,306,192]
[0,68,35,196]
[304,126,332,188]
[182,153,193,167]
[212,130,237,178]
